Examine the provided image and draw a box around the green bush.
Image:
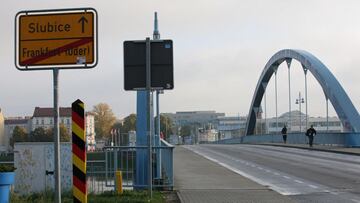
[0,164,16,172]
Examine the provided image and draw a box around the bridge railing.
[87,143,174,194]
[213,133,360,147]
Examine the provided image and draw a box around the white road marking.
[351,199,360,203]
[309,184,318,189]
[294,180,304,184]
[183,145,342,197]
[184,146,300,195]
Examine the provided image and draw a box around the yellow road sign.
[15,8,97,70]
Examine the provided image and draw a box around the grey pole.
[304,69,308,130]
[264,90,267,134]
[145,37,153,198]
[53,68,61,203]
[326,97,329,132]
[287,61,291,132]
[299,93,302,133]
[274,69,278,134]
[153,12,161,179]
[296,92,302,133]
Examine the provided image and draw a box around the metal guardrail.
[1,142,174,194]
[87,142,174,194]
[213,132,360,147]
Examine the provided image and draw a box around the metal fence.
[213,132,360,147]
[1,141,174,194]
[87,141,174,194]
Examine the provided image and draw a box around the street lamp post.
[295,92,305,133]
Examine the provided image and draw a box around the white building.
[3,107,96,151]
[163,111,225,127]
[198,129,218,143]
[32,107,96,151]
[0,109,5,151]
[217,116,247,139]
[4,117,31,150]
[31,107,72,133]
[85,112,96,151]
[259,111,343,134]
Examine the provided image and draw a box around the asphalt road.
[183,144,360,203]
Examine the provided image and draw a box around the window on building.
[67,119,70,124]
[41,119,44,125]
[36,119,39,125]
[50,119,53,125]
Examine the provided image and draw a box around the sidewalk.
[174,146,294,203]
[256,143,360,156]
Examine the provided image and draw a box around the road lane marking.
[309,184,318,189]
[184,146,334,196]
[184,146,301,195]
[294,180,304,184]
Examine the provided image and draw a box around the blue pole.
[135,91,148,189]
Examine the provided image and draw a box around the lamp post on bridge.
[295,92,305,133]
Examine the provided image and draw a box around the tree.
[156,115,173,139]
[30,127,51,142]
[121,114,137,133]
[10,126,28,147]
[180,125,192,137]
[46,124,71,142]
[92,103,117,139]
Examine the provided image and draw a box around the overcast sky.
[1,0,360,119]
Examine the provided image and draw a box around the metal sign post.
[53,68,61,202]
[145,37,153,198]
[15,8,98,203]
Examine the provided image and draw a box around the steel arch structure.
[245,49,360,135]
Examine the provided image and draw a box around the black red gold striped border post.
[72,99,87,203]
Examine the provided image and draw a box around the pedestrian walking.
[305,125,317,147]
[281,125,287,144]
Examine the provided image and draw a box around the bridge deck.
[174,146,294,203]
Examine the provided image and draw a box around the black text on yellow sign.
[15,8,97,69]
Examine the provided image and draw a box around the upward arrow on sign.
[78,16,88,33]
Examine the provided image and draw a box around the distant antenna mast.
[153,12,160,40]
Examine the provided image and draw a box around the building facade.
[85,112,96,151]
[31,107,72,133]
[217,116,247,139]
[4,107,96,151]
[4,117,31,150]
[257,110,343,134]
[163,111,225,127]
[0,109,5,151]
